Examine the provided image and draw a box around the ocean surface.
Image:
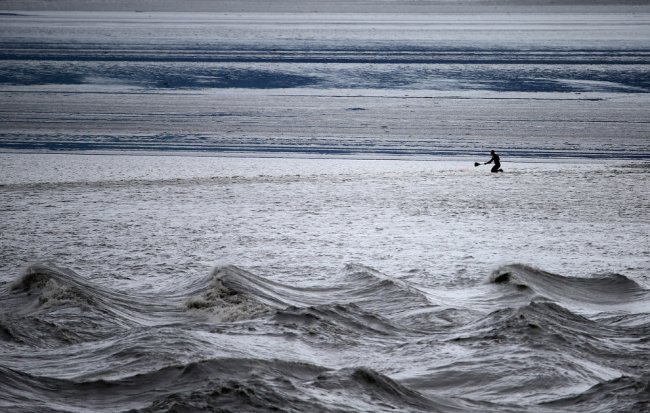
[1,8,650,413]
[1,11,649,158]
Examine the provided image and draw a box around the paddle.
[474,162,482,167]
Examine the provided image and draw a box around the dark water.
[1,262,648,412]
[2,44,649,92]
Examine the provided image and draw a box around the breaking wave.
[1,262,648,412]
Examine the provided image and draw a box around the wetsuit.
[486,153,502,173]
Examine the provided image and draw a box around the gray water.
[1,11,649,158]
[1,8,650,413]
[1,155,649,412]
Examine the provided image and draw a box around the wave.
[2,261,649,412]
[541,374,650,413]
[309,367,472,413]
[404,300,650,407]
[4,262,647,345]
[202,264,435,328]
[184,267,276,322]
[0,262,433,347]
[454,300,649,356]
[271,303,402,339]
[0,264,236,345]
[0,358,322,413]
[489,264,650,312]
[0,357,470,413]
[2,264,146,345]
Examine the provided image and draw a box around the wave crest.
[184,267,273,322]
[489,264,649,310]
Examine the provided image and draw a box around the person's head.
[490,150,495,155]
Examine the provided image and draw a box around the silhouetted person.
[485,150,503,173]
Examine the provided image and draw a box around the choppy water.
[1,8,649,413]
[1,155,649,412]
[1,262,649,412]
